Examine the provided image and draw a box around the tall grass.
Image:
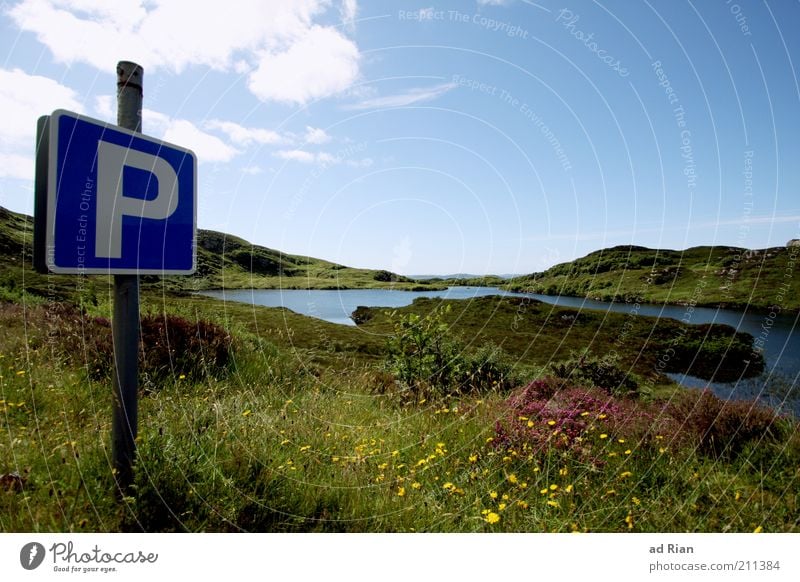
[1,300,798,532]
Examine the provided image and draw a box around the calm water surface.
[200,287,799,413]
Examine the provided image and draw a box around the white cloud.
[205,119,283,146]
[0,68,85,149]
[94,95,114,121]
[346,157,373,168]
[9,0,362,105]
[275,149,372,168]
[162,120,238,163]
[241,165,263,175]
[0,152,34,180]
[275,149,317,163]
[0,68,85,183]
[340,0,357,30]
[477,0,510,5]
[248,25,360,104]
[344,82,456,110]
[304,126,331,144]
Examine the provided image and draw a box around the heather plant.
[494,378,685,460]
[37,302,233,387]
[668,388,786,458]
[138,314,233,387]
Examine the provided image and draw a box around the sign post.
[112,61,143,494]
[33,60,197,497]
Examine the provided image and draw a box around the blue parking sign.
[39,110,196,275]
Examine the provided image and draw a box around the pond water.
[200,286,799,413]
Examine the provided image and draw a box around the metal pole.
[112,61,142,495]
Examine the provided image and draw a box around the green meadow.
[1,206,798,532]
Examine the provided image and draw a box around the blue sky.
[1,0,798,275]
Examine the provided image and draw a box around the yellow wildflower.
[547,500,559,508]
[753,526,763,533]
[547,420,556,426]
[242,409,251,417]
[599,434,608,439]
[397,487,405,497]
[624,449,632,455]
[508,473,518,484]
[498,503,507,510]
[625,514,634,529]
[468,454,478,463]
[485,512,500,524]
[549,484,558,491]
[489,491,498,499]
[411,482,422,489]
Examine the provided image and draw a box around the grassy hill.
[0,206,442,299]
[1,206,798,533]
[506,244,800,312]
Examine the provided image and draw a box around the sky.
[0,0,798,276]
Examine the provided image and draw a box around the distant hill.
[506,244,800,312]
[0,206,444,297]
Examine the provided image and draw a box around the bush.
[139,314,233,387]
[44,303,233,388]
[493,377,684,461]
[664,325,765,382]
[383,305,513,398]
[667,388,785,458]
[549,351,641,397]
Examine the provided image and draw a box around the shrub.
[549,351,641,397]
[44,303,233,388]
[383,305,513,398]
[664,325,765,382]
[667,388,785,458]
[494,377,685,460]
[139,314,233,387]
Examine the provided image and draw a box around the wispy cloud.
[205,120,283,146]
[344,82,456,110]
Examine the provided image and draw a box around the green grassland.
[1,293,797,533]
[506,244,800,313]
[0,206,441,295]
[1,205,798,532]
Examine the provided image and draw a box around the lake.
[200,286,799,413]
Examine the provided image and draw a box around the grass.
[506,244,800,313]
[1,294,797,533]
[1,205,798,532]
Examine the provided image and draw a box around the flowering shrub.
[493,378,685,459]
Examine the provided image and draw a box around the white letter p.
[95,141,179,259]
